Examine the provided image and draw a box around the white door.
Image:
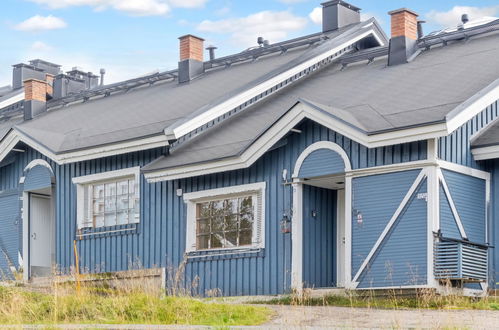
[30,195,53,277]
[336,189,346,287]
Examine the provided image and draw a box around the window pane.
[116,210,128,225]
[197,234,209,249]
[194,192,256,250]
[210,233,223,248]
[93,184,104,199]
[196,218,210,235]
[239,230,252,246]
[94,215,105,228]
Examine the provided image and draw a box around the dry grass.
[0,277,271,326]
[258,287,499,310]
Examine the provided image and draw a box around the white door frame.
[21,159,56,281]
[291,141,352,292]
[336,189,346,287]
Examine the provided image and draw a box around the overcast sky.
[1,0,499,86]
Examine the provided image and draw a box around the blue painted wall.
[352,170,427,287]
[299,149,345,178]
[439,100,498,169]
[358,178,428,288]
[302,185,336,288]
[439,184,462,240]
[0,119,428,295]
[441,170,486,244]
[0,191,19,279]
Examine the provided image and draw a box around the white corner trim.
[24,159,54,175]
[426,165,439,288]
[171,27,384,139]
[183,182,266,254]
[292,141,352,178]
[352,168,428,285]
[0,91,24,110]
[72,166,141,184]
[291,182,303,291]
[437,169,468,240]
[446,78,499,134]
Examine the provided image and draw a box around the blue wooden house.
[1,1,499,296]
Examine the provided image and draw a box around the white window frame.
[72,167,141,230]
[183,182,266,254]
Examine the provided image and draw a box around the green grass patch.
[0,285,271,326]
[255,291,499,310]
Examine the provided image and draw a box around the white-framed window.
[72,167,141,229]
[184,182,266,253]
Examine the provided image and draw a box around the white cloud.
[26,0,207,16]
[168,0,207,8]
[14,15,67,32]
[31,41,53,51]
[309,6,321,25]
[197,10,308,48]
[426,6,499,28]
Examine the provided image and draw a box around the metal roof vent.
[462,14,470,24]
[206,45,217,61]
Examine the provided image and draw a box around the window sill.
[185,248,265,261]
[76,223,139,240]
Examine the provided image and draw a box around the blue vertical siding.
[441,170,486,244]
[0,119,428,295]
[299,149,345,178]
[24,165,52,191]
[439,100,498,169]
[0,191,20,278]
[439,184,462,240]
[357,178,428,288]
[487,159,499,289]
[302,185,336,288]
[351,170,422,277]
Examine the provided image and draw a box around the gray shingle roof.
[471,115,499,148]
[143,30,499,171]
[14,36,329,153]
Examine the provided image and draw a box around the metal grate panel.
[434,239,488,282]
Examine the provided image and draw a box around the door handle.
[31,233,36,240]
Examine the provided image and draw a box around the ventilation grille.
[434,239,488,282]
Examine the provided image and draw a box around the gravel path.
[264,304,499,329]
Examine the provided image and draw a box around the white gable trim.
[446,78,499,134]
[292,141,352,178]
[0,91,24,109]
[145,102,448,182]
[0,129,169,165]
[471,145,499,161]
[169,25,386,139]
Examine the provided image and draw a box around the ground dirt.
[264,304,499,328]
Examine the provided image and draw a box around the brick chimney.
[178,34,205,83]
[45,73,54,96]
[388,8,419,66]
[23,78,48,120]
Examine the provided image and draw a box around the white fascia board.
[471,145,499,161]
[437,159,490,180]
[446,78,499,134]
[72,166,140,184]
[145,103,448,182]
[170,27,385,139]
[0,129,169,165]
[0,91,24,109]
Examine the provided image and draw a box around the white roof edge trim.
[0,91,24,109]
[0,129,169,165]
[144,102,448,182]
[169,26,386,140]
[446,78,499,134]
[471,145,499,160]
